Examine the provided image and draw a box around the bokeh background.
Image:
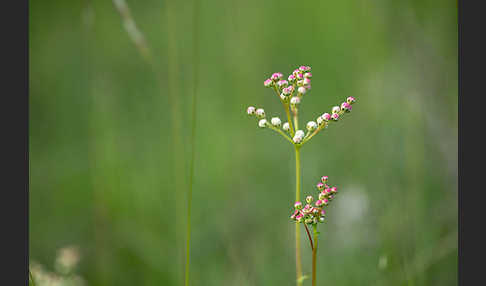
[29,0,458,285]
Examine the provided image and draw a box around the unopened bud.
[271,117,282,127]
[258,119,267,128]
[255,108,265,118]
[283,122,290,131]
[264,79,273,87]
[294,201,303,210]
[306,121,317,131]
[290,96,301,105]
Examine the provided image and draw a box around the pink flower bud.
[282,87,291,95]
[331,113,339,121]
[247,106,256,115]
[271,72,283,81]
[321,209,326,216]
[288,74,296,82]
[296,213,304,222]
[294,201,303,210]
[290,209,300,219]
[341,102,351,111]
[330,187,337,193]
[303,78,311,85]
[299,66,311,72]
[347,96,356,104]
[255,108,265,118]
[322,113,331,121]
[321,176,328,183]
[296,73,303,80]
[304,72,312,78]
[315,199,324,207]
[264,79,273,87]
[277,80,288,87]
[317,182,324,190]
[287,85,294,93]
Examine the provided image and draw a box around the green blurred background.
[29,0,458,285]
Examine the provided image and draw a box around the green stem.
[312,225,318,286]
[285,102,296,136]
[273,86,295,136]
[295,146,303,286]
[293,109,299,131]
[185,0,199,285]
[267,125,293,144]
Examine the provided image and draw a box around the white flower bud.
[280,93,288,101]
[332,106,340,114]
[271,117,282,127]
[317,116,324,126]
[295,130,305,138]
[306,121,317,131]
[247,106,256,115]
[258,119,267,128]
[290,97,300,105]
[298,86,306,94]
[255,108,265,118]
[283,122,290,131]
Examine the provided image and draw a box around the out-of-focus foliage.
[30,0,457,285]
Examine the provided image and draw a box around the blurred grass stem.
[185,0,200,285]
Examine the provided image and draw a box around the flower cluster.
[290,176,339,225]
[246,65,356,146]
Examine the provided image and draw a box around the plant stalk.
[312,225,318,286]
[295,146,303,286]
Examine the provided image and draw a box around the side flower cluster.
[290,176,339,225]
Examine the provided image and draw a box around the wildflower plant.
[246,66,356,285]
